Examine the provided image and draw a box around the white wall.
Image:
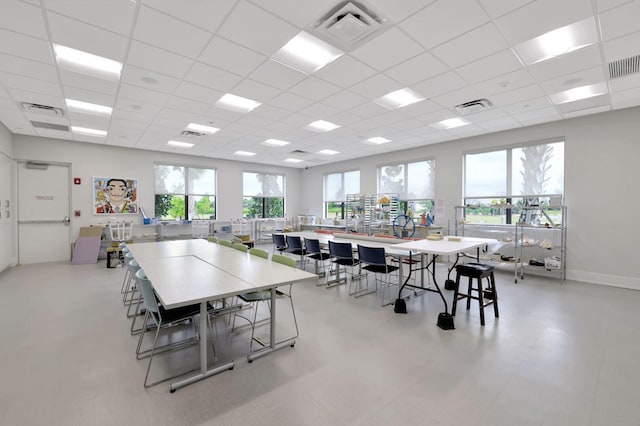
[0,122,15,271]
[12,136,304,240]
[299,106,640,290]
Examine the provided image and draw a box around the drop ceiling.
[0,0,639,168]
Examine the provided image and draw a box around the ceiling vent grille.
[179,130,207,137]
[290,149,309,155]
[21,102,65,117]
[455,98,493,115]
[608,54,640,79]
[310,1,387,51]
[30,121,70,131]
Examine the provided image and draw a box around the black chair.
[357,244,400,306]
[327,240,360,288]
[272,233,287,254]
[304,237,331,278]
[285,235,306,267]
[452,263,499,326]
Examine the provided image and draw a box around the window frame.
[377,159,435,220]
[323,170,360,219]
[153,163,217,221]
[242,171,286,219]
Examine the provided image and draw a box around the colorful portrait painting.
[94,177,138,214]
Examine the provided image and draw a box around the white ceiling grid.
[0,0,637,168]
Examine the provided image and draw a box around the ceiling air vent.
[310,1,388,51]
[290,149,309,155]
[21,102,65,117]
[179,130,208,137]
[608,54,640,79]
[455,98,493,115]
[30,121,70,131]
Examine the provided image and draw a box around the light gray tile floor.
[1,249,639,425]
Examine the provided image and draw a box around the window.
[154,164,216,220]
[324,170,360,218]
[463,140,564,224]
[243,172,285,218]
[378,160,434,219]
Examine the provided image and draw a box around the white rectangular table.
[127,239,317,392]
[393,236,497,328]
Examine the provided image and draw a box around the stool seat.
[452,262,499,326]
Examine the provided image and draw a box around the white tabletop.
[393,236,497,256]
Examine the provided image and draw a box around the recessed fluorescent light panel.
[234,150,256,156]
[167,140,194,148]
[65,99,112,116]
[53,44,122,80]
[374,88,425,109]
[305,120,340,132]
[262,139,290,147]
[318,149,339,155]
[272,31,344,74]
[186,123,219,134]
[430,117,470,130]
[365,137,391,145]
[514,17,598,65]
[549,82,608,104]
[71,126,107,137]
[285,158,303,163]
[216,94,261,113]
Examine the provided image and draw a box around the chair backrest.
[272,254,296,268]
[304,238,321,255]
[218,239,233,247]
[249,248,269,259]
[233,243,249,253]
[135,269,160,324]
[272,233,287,249]
[329,240,354,260]
[109,221,133,241]
[127,258,140,274]
[357,244,387,267]
[285,235,302,250]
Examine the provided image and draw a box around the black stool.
[452,263,499,326]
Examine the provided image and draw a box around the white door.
[18,162,71,264]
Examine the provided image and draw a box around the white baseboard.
[567,269,640,291]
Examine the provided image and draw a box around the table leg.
[170,301,234,393]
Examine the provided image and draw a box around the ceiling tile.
[113,98,161,117]
[431,86,488,109]
[540,66,605,94]
[385,52,448,86]
[127,41,193,79]
[231,78,281,103]
[366,0,436,22]
[350,74,402,100]
[400,0,490,49]
[0,28,53,64]
[455,49,522,84]
[59,69,118,96]
[496,0,595,44]
[351,27,424,72]
[184,61,242,92]
[490,84,546,106]
[134,6,212,59]
[0,53,57,83]
[411,72,467,98]
[298,102,339,120]
[44,0,136,36]
[251,0,329,27]
[63,86,115,107]
[217,1,298,56]
[432,23,509,69]
[610,73,640,92]
[118,83,170,106]
[143,0,237,32]
[288,76,341,101]
[266,92,314,112]
[595,0,633,12]
[474,69,536,96]
[478,0,534,19]
[477,116,522,131]
[599,1,640,41]
[249,60,307,90]
[121,65,181,94]
[610,86,640,109]
[527,45,602,82]
[198,36,266,75]
[1,72,61,97]
[315,55,377,88]
[0,1,47,39]
[320,91,368,110]
[164,96,209,114]
[172,81,221,104]
[47,12,128,61]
